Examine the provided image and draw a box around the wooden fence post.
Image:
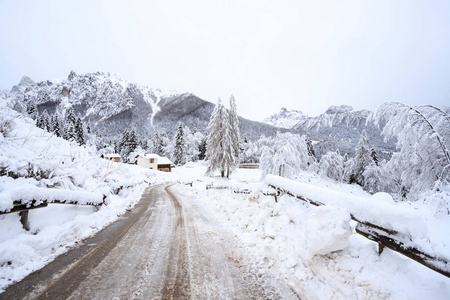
[19,211,30,231]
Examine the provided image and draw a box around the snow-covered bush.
[363,163,383,194]
[318,151,344,181]
[260,132,314,179]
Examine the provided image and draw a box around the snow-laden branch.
[375,102,450,194]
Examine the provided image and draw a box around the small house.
[103,153,121,162]
[136,154,173,172]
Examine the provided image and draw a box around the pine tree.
[75,118,85,145]
[52,115,62,137]
[118,129,130,158]
[66,107,76,126]
[205,98,234,178]
[229,95,240,172]
[153,131,168,157]
[64,108,77,141]
[173,123,186,165]
[306,134,316,157]
[351,130,373,186]
[118,129,139,163]
[370,148,378,166]
[127,129,139,157]
[198,136,207,160]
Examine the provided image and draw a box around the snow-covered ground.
[172,163,450,299]
[1,98,449,298]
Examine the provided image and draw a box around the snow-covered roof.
[105,153,121,158]
[136,153,172,165]
[136,153,161,159]
[158,157,173,165]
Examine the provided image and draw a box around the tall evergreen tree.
[229,95,240,173]
[64,108,77,141]
[198,136,207,160]
[128,129,138,151]
[75,118,85,145]
[153,131,168,157]
[173,123,186,165]
[205,99,234,178]
[351,130,373,186]
[370,148,378,166]
[53,115,62,137]
[306,135,316,157]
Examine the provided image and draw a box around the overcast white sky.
[1,0,449,121]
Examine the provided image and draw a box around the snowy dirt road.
[3,184,297,300]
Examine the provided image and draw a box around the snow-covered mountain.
[6,71,283,141]
[264,106,395,159]
[263,107,306,129]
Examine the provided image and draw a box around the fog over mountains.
[3,71,394,158]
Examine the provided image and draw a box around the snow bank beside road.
[265,174,427,237]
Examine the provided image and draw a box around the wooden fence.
[267,183,450,278]
[0,198,107,231]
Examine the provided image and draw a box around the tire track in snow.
[160,185,192,299]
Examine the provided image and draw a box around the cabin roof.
[136,153,173,165]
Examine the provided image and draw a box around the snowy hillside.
[0,99,173,292]
[5,71,283,142]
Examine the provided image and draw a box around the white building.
[136,154,173,172]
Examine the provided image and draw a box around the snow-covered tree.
[153,130,169,157]
[173,122,186,166]
[205,99,235,177]
[75,117,85,145]
[348,130,373,186]
[363,162,383,194]
[306,134,316,158]
[376,102,450,195]
[198,135,207,160]
[184,127,202,162]
[370,148,378,166]
[229,95,240,169]
[260,132,313,179]
[118,129,138,162]
[26,103,38,120]
[318,150,344,181]
[240,137,259,163]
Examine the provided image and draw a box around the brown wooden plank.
[356,223,450,278]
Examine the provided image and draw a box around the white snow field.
[173,163,450,300]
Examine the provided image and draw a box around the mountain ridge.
[4,71,288,142]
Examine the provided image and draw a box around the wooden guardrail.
[206,184,278,201]
[267,183,450,278]
[0,198,107,231]
[238,163,260,169]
